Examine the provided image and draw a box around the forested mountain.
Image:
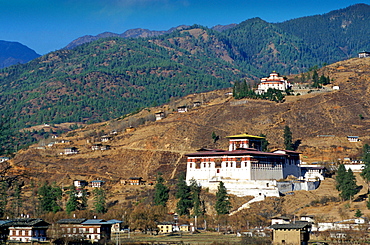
[0,40,40,68]
[275,3,370,65]
[64,25,191,50]
[0,27,244,131]
[1,4,370,153]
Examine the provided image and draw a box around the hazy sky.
[1,0,369,55]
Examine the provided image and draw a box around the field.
[111,231,246,244]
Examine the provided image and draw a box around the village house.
[128,177,144,185]
[89,180,105,188]
[270,222,311,245]
[8,219,49,242]
[73,180,88,188]
[0,157,9,163]
[358,51,370,58]
[186,134,306,197]
[177,106,188,113]
[179,224,190,232]
[256,71,291,94]
[271,216,290,225]
[193,101,202,107]
[300,166,325,181]
[64,147,78,155]
[157,222,174,233]
[155,111,165,121]
[347,136,360,142]
[57,219,112,242]
[91,144,110,151]
[101,136,112,142]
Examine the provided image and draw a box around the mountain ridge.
[0,40,40,68]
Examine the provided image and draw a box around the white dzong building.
[186,134,310,197]
[256,72,291,94]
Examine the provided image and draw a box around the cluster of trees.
[0,180,108,219]
[153,173,231,217]
[233,80,285,102]
[336,164,359,201]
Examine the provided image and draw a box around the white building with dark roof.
[256,71,291,94]
[186,134,314,197]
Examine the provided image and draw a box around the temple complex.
[256,71,291,94]
[186,134,317,197]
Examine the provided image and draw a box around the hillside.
[0,4,370,151]
[2,57,370,220]
[0,40,40,68]
[2,58,370,224]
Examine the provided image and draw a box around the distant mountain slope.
[64,25,190,50]
[0,28,245,130]
[275,3,370,64]
[0,40,40,68]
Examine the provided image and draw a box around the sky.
[1,0,369,55]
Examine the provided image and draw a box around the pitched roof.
[82,219,110,225]
[186,149,285,157]
[8,219,49,227]
[270,222,311,230]
[226,134,264,139]
[57,219,87,224]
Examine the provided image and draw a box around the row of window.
[62,227,100,234]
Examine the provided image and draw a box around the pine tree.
[336,164,347,191]
[38,182,62,213]
[79,188,88,210]
[189,179,203,217]
[361,144,370,192]
[215,181,231,215]
[340,168,359,201]
[93,188,106,214]
[153,173,169,207]
[66,185,78,214]
[175,174,192,216]
[355,209,362,218]
[283,126,293,150]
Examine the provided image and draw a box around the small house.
[57,219,112,242]
[347,136,360,142]
[73,180,88,188]
[157,222,174,233]
[177,106,188,113]
[91,144,110,151]
[179,224,190,232]
[64,147,78,155]
[89,180,105,188]
[155,111,165,121]
[358,51,370,58]
[270,222,311,245]
[193,101,202,107]
[101,136,112,142]
[0,157,9,163]
[125,127,136,133]
[107,220,123,233]
[128,177,144,185]
[271,216,290,225]
[8,219,50,242]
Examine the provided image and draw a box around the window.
[89,228,94,233]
